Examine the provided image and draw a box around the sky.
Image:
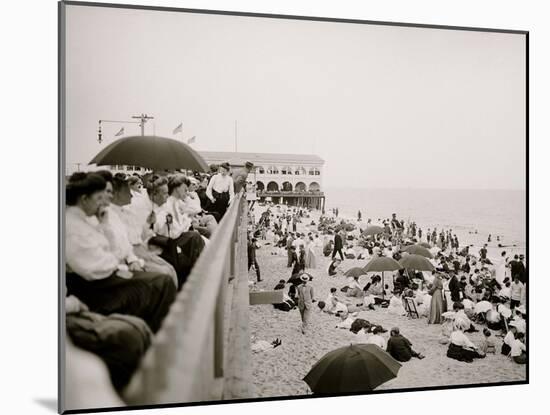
[64,4,526,190]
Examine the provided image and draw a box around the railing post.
[214,273,226,379]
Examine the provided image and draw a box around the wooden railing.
[123,192,253,405]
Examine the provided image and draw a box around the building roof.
[198,151,324,165]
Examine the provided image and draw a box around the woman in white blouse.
[206,162,235,220]
[65,172,176,332]
[446,318,485,363]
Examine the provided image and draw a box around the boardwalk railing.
[123,192,253,405]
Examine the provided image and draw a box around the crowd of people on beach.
[65,160,256,393]
[248,204,527,369]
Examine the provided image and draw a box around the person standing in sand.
[305,235,317,269]
[296,274,315,334]
[428,273,445,324]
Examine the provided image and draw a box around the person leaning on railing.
[65,172,176,333]
[180,176,218,236]
[134,175,205,290]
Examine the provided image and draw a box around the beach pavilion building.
[199,151,326,211]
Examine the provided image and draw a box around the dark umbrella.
[90,135,209,172]
[362,226,384,237]
[399,254,435,271]
[362,257,402,299]
[303,344,401,394]
[401,244,434,259]
[344,267,368,278]
[344,223,356,231]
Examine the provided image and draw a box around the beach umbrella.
[303,344,401,394]
[344,267,368,278]
[362,226,385,237]
[344,223,356,231]
[363,257,402,273]
[89,135,209,172]
[474,300,492,314]
[399,254,435,272]
[418,242,432,249]
[362,257,402,299]
[401,245,434,259]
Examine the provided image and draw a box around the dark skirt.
[66,271,176,333]
[501,343,511,356]
[159,231,205,289]
[447,343,484,362]
[212,190,230,220]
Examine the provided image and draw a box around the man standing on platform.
[232,161,255,194]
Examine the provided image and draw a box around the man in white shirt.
[65,172,176,333]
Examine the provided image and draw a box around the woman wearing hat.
[296,273,315,334]
[205,162,235,220]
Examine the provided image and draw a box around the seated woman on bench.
[65,172,176,333]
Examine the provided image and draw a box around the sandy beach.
[248,208,526,398]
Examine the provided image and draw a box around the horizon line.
[323,185,526,192]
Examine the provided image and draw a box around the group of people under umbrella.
[65,135,258,394]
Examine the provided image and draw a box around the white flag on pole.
[173,123,183,134]
[187,136,196,144]
[115,127,124,136]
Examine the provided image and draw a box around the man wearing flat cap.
[232,161,255,194]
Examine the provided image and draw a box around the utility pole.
[97,113,153,143]
[131,113,154,136]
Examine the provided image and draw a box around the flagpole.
[234,120,237,152]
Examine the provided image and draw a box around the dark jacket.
[334,234,343,250]
[386,334,413,362]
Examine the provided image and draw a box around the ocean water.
[323,188,526,251]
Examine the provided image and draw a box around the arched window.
[256,166,265,174]
[282,181,293,191]
[295,182,306,192]
[295,166,306,176]
[309,182,320,192]
[267,181,279,191]
[256,181,265,191]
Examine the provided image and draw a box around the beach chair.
[403,297,420,319]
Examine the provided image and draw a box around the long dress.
[305,240,317,269]
[428,276,444,324]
